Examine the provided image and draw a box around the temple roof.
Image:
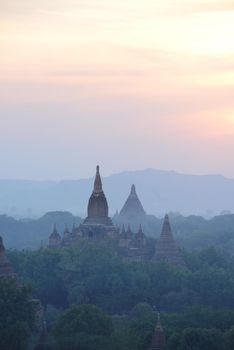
[119,184,146,218]
[160,214,175,242]
[84,166,113,226]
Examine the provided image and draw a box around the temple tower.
[83,166,113,226]
[116,184,146,232]
[149,313,166,350]
[154,214,185,266]
[49,224,61,248]
[0,236,15,279]
[120,184,146,218]
[135,224,145,247]
[79,166,116,239]
[83,165,112,226]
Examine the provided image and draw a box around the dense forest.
[2,239,234,349]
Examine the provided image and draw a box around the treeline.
[1,211,234,252]
[2,240,234,349]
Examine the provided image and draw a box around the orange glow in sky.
[0,0,233,179]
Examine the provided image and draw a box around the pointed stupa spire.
[93,165,102,193]
[126,224,133,239]
[84,165,112,225]
[160,214,174,242]
[119,184,146,218]
[138,224,143,234]
[154,214,185,266]
[130,184,137,195]
[49,224,61,247]
[136,224,145,239]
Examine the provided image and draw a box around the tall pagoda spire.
[160,214,174,242]
[49,224,61,248]
[84,165,113,226]
[93,165,102,193]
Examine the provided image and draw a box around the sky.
[0,0,234,180]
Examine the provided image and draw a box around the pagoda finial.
[94,165,102,193]
[161,214,173,241]
[130,184,136,195]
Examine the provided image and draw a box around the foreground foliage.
[7,240,234,349]
[0,278,36,350]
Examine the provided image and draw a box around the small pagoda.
[115,184,147,232]
[49,224,61,248]
[154,214,185,266]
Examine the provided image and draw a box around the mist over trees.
[1,170,234,349]
[1,211,234,254]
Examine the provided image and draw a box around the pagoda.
[77,165,117,239]
[116,184,147,231]
[49,224,61,248]
[154,214,185,266]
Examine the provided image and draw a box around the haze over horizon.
[1,0,234,180]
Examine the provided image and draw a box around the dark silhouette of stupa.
[154,214,185,266]
[120,184,146,217]
[83,165,113,226]
[78,166,116,238]
[116,184,146,231]
[49,224,61,248]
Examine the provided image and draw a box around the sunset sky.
[0,0,234,180]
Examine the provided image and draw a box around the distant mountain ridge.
[0,169,234,217]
